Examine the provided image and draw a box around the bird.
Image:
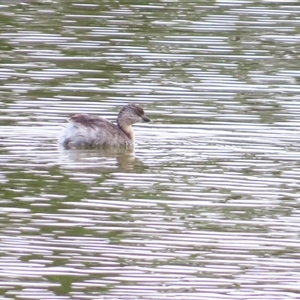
[59,103,151,149]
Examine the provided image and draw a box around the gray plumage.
[59,103,151,149]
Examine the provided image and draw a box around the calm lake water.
[1,1,300,299]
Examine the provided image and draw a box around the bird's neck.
[117,119,134,140]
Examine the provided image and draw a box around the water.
[1,1,300,299]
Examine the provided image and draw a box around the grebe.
[59,103,151,149]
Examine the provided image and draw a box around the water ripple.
[1,0,300,299]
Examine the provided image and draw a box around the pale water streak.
[1,1,300,299]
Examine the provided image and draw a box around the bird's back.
[59,114,132,149]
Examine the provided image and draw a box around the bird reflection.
[58,147,145,172]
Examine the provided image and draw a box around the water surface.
[1,1,300,299]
